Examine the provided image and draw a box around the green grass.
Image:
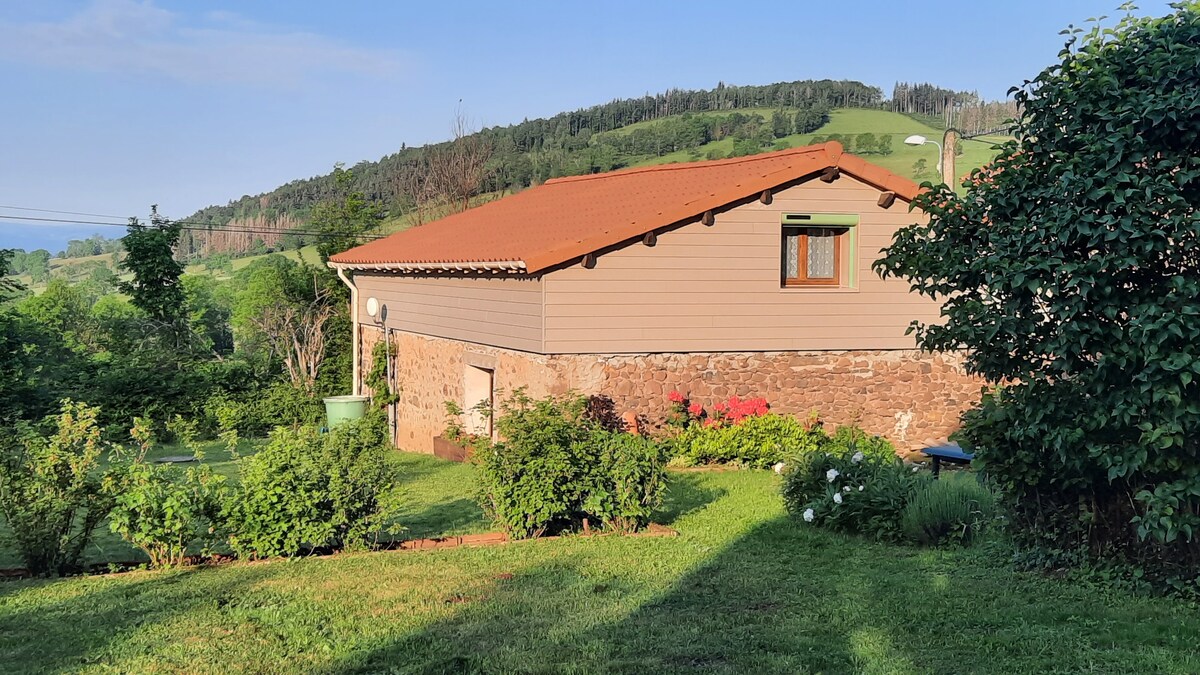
[636,108,1007,187]
[2,460,1198,673]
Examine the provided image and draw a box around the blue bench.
[920,443,974,478]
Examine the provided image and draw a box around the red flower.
[668,390,685,404]
[688,402,704,417]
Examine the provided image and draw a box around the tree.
[311,165,384,263]
[875,5,1200,585]
[911,158,928,178]
[877,135,893,156]
[232,256,338,393]
[855,132,878,154]
[119,207,186,324]
[24,249,50,284]
[0,249,25,297]
[17,278,96,352]
[400,110,496,223]
[770,109,792,138]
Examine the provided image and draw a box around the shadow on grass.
[655,473,726,526]
[396,498,487,541]
[0,565,273,673]
[321,516,903,674]
[321,508,1200,674]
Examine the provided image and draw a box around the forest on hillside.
[171,78,1014,260]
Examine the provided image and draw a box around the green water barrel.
[323,395,370,428]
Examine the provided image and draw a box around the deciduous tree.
[875,3,1200,586]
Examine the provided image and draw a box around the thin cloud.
[0,0,408,87]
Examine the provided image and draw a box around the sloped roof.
[329,141,920,274]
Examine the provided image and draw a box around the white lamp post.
[904,134,943,179]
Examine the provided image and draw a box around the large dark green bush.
[475,391,668,538]
[671,413,827,468]
[0,401,114,575]
[874,5,1200,589]
[225,414,403,558]
[901,475,997,547]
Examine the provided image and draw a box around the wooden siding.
[353,274,544,353]
[542,176,940,353]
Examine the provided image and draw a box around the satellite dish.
[366,297,380,318]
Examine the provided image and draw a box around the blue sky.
[0,0,1170,252]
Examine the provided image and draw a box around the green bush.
[671,413,827,468]
[827,424,896,459]
[205,381,324,437]
[901,475,997,547]
[782,445,926,541]
[0,401,114,575]
[475,391,668,538]
[582,430,669,534]
[225,414,403,558]
[105,418,229,568]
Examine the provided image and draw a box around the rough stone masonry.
[361,327,986,456]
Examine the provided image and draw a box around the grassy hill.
[632,108,1006,183]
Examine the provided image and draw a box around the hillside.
[175,78,1008,258]
[627,108,1004,180]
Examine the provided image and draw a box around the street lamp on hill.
[904,134,943,179]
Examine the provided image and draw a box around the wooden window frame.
[782,226,845,287]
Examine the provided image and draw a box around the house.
[329,141,983,453]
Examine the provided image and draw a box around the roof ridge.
[544,142,837,185]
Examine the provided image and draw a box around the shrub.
[782,445,926,541]
[205,381,324,437]
[475,392,593,538]
[827,424,896,459]
[901,475,997,547]
[225,414,403,557]
[582,430,669,534]
[0,401,114,575]
[475,391,668,538]
[106,417,229,568]
[672,413,825,469]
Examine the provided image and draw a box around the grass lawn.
[2,455,1199,673]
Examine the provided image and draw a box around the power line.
[0,214,387,240]
[0,204,390,239]
[0,204,131,220]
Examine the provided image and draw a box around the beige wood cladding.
[541,175,938,353]
[353,174,938,355]
[353,274,544,353]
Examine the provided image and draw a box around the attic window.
[781,214,858,288]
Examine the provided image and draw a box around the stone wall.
[364,329,985,454]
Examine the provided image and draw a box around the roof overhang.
[327,260,528,274]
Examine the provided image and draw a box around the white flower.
[858,485,865,492]
[826,468,840,482]
[773,462,786,474]
[851,451,865,464]
[912,465,920,473]
[842,486,851,493]
[803,508,815,522]
[833,492,843,504]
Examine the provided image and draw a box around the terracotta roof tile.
[330,141,921,273]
